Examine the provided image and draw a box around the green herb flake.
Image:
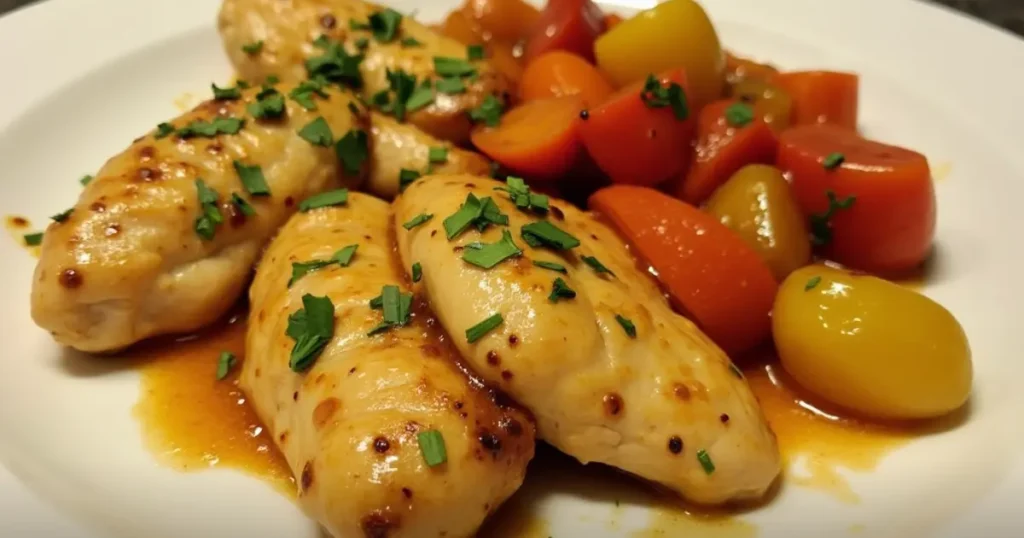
[366,284,413,336]
[823,152,846,170]
[805,276,822,291]
[354,37,370,50]
[469,94,503,127]
[435,77,466,95]
[194,178,224,240]
[724,102,754,128]
[305,36,364,88]
[697,449,716,474]
[333,244,358,266]
[349,19,371,31]
[521,221,580,250]
[462,229,522,269]
[216,351,237,381]
[155,122,175,139]
[233,161,271,196]
[287,294,335,372]
[405,86,435,113]
[335,129,369,175]
[297,117,334,146]
[478,197,509,228]
[368,8,403,43]
[400,37,423,47]
[289,77,330,110]
[495,177,547,213]
[264,75,280,85]
[443,193,484,239]
[51,208,73,223]
[428,146,448,164]
[23,232,43,246]
[403,213,434,230]
[176,117,245,138]
[212,83,242,100]
[411,262,422,282]
[466,313,503,343]
[242,40,264,54]
[417,429,447,467]
[615,314,637,338]
[809,190,856,246]
[289,259,334,287]
[582,255,614,276]
[433,56,477,78]
[399,168,422,190]
[533,260,567,273]
[549,277,576,302]
[247,87,286,119]
[230,193,256,216]
[467,44,485,61]
[299,189,349,212]
[79,174,94,186]
[640,74,689,121]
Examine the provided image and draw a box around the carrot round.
[774,71,859,130]
[520,50,614,107]
[589,185,777,355]
[675,99,778,204]
[778,124,935,275]
[471,96,584,181]
[525,0,606,62]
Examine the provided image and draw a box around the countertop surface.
[1,0,1024,36]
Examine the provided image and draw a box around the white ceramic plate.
[2,0,1024,536]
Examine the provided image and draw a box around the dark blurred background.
[0,0,1022,35]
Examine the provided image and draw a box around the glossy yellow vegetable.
[705,165,810,280]
[773,265,972,420]
[729,79,793,132]
[594,0,725,107]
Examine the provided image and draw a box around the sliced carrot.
[460,0,541,44]
[471,96,584,181]
[725,52,779,85]
[774,71,859,130]
[520,50,614,107]
[525,0,606,62]
[440,11,524,86]
[578,69,695,186]
[675,100,778,204]
[590,185,777,355]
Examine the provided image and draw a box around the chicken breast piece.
[244,193,534,537]
[367,112,491,199]
[394,175,781,505]
[31,83,369,353]
[219,0,511,143]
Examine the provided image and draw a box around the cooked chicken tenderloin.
[394,175,781,505]
[245,193,534,537]
[31,83,368,352]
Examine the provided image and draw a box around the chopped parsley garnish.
[286,294,335,372]
[79,174,94,186]
[549,277,576,302]
[640,74,689,120]
[334,244,358,266]
[428,146,448,164]
[697,449,716,474]
[466,313,503,343]
[177,117,244,138]
[288,77,330,110]
[349,19,371,31]
[376,69,434,121]
[265,75,280,85]
[805,276,822,291]
[347,101,362,116]
[443,193,506,239]
[809,190,856,246]
[823,152,845,170]
[51,208,73,223]
[368,8,403,43]
[433,56,477,77]
[495,177,547,213]
[533,260,567,273]
[212,83,242,100]
[400,37,423,47]
[233,161,271,196]
[23,232,43,246]
[724,103,754,127]
[411,262,422,282]
[367,284,413,336]
[334,129,369,175]
[469,94,503,127]
[615,314,637,338]
[297,117,334,146]
[193,179,224,241]
[403,213,434,230]
[230,193,256,216]
[399,169,422,190]
[242,40,264,54]
[521,221,580,250]
[582,255,614,276]
[216,351,236,380]
[354,37,370,50]
[155,122,175,138]
[299,189,348,212]
[306,35,364,88]
[462,229,522,269]
[435,77,466,94]
[417,429,447,467]
[289,259,334,287]
[467,44,485,61]
[248,86,286,119]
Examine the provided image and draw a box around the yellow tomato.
[773,265,972,420]
[594,0,725,107]
[705,165,810,280]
